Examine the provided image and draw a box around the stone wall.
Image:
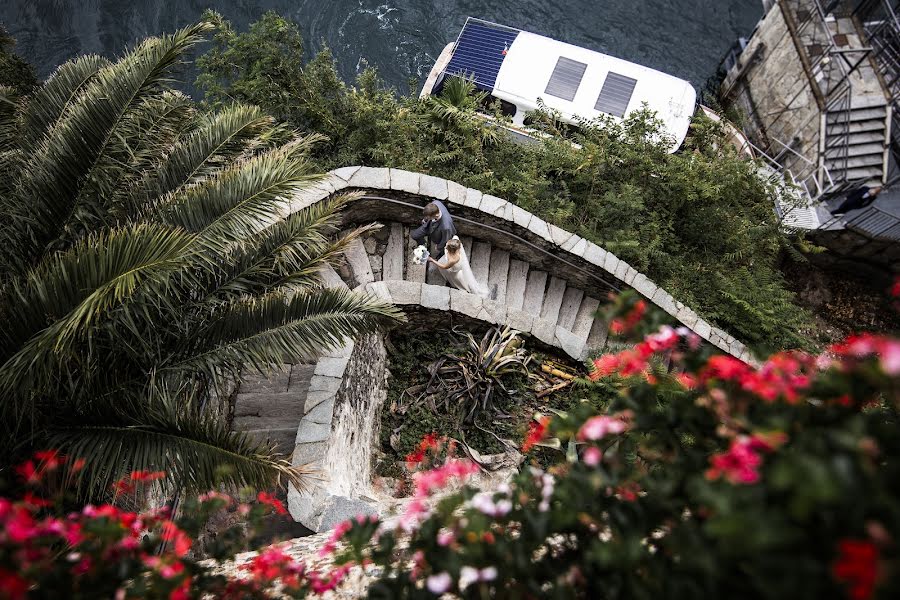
[288,334,387,533]
[721,1,821,176]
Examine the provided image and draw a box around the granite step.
[469,241,492,287]
[343,237,374,287]
[460,236,473,258]
[317,263,348,290]
[825,154,884,170]
[540,276,567,323]
[571,296,601,340]
[505,259,529,311]
[487,248,510,304]
[557,286,585,331]
[522,270,548,316]
[584,317,610,357]
[383,222,404,281]
[404,227,426,283]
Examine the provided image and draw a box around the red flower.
[160,522,191,557]
[130,470,166,482]
[832,539,879,600]
[257,491,287,515]
[405,433,443,465]
[521,416,550,452]
[15,461,40,485]
[0,568,28,600]
[22,492,52,509]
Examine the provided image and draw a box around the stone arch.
[270,166,758,532]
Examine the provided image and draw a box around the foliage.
[414,326,531,425]
[328,320,900,599]
[0,453,352,599]
[0,22,403,498]
[195,12,814,354]
[0,26,37,96]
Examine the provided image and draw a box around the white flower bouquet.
[412,245,430,265]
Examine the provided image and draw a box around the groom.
[411,201,457,269]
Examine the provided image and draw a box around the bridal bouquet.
[412,245,430,265]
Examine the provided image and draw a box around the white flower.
[471,492,511,517]
[459,565,499,589]
[426,572,452,594]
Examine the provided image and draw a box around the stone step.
[584,317,610,357]
[488,249,510,304]
[505,259,529,311]
[383,222,404,281]
[343,237,374,287]
[539,276,567,323]
[404,227,426,283]
[522,269,548,316]
[317,263,348,290]
[557,286,584,331]
[571,296,601,340]
[241,428,298,456]
[469,241,492,286]
[426,260,447,286]
[460,236,473,258]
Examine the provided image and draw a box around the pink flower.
[437,530,455,546]
[426,571,453,594]
[578,415,628,441]
[705,433,786,485]
[459,565,498,589]
[583,446,603,466]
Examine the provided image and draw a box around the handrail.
[358,195,623,294]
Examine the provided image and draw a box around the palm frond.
[49,391,312,497]
[156,136,323,251]
[17,54,110,153]
[122,103,277,220]
[2,22,212,273]
[163,287,404,378]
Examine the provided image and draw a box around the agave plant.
[0,23,403,498]
[406,326,531,427]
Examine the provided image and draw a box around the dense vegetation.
[0,23,402,498]
[0,25,37,96]
[334,321,900,599]
[195,11,815,354]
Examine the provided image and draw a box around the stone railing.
[291,166,755,364]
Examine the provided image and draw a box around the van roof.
[442,18,697,150]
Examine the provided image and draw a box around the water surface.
[2,1,762,93]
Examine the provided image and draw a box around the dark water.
[2,1,762,94]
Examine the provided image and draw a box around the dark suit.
[411,200,457,259]
[832,186,878,215]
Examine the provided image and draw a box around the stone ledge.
[312,167,755,362]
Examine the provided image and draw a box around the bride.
[428,236,489,298]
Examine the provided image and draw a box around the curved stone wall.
[285,167,757,531]
[292,166,755,364]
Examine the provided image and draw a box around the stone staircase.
[824,96,889,186]
[326,222,608,360]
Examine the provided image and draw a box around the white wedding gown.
[438,237,489,298]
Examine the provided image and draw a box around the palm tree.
[0,23,404,498]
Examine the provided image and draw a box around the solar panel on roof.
[594,72,637,117]
[443,20,520,92]
[544,57,587,101]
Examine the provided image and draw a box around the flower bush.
[0,458,349,599]
[326,321,900,598]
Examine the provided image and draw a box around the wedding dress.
[439,236,489,298]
